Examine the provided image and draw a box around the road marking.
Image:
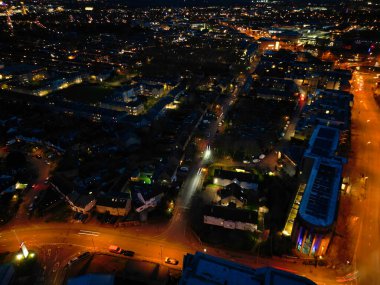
[78,230,100,237]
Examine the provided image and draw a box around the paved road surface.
[350,71,380,285]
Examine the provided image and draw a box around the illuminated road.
[350,71,380,285]
[0,222,340,285]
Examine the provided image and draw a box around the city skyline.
[0,0,379,284]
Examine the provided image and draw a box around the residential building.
[217,183,257,208]
[96,193,132,216]
[129,182,165,220]
[126,98,145,116]
[213,169,258,190]
[203,205,258,233]
[255,77,299,102]
[50,176,96,214]
[0,64,46,82]
[66,191,96,213]
[294,89,352,140]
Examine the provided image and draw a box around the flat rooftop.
[180,252,316,285]
[306,125,340,158]
[299,159,342,228]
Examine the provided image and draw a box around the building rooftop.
[96,192,130,208]
[306,125,340,157]
[214,169,257,184]
[204,205,258,224]
[180,252,316,285]
[299,125,344,228]
[67,274,114,285]
[299,158,342,228]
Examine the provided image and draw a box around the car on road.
[109,245,123,254]
[67,252,90,266]
[164,257,179,265]
[180,166,189,172]
[122,250,135,257]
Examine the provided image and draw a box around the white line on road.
[78,232,99,236]
[78,230,100,237]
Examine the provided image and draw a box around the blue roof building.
[291,125,346,257]
[180,252,316,285]
[67,274,114,285]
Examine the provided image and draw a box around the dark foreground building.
[180,252,316,285]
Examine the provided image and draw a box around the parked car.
[164,257,178,265]
[109,245,123,254]
[122,250,135,257]
[67,252,90,266]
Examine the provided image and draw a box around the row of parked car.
[108,245,179,265]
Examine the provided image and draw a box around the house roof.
[129,182,164,208]
[214,169,257,184]
[67,191,95,208]
[96,193,130,208]
[204,205,258,224]
[219,183,246,203]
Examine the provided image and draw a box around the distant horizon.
[98,0,341,7]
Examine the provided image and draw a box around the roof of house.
[204,205,258,224]
[96,193,130,208]
[219,183,247,204]
[214,169,257,184]
[67,191,95,208]
[129,182,164,208]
